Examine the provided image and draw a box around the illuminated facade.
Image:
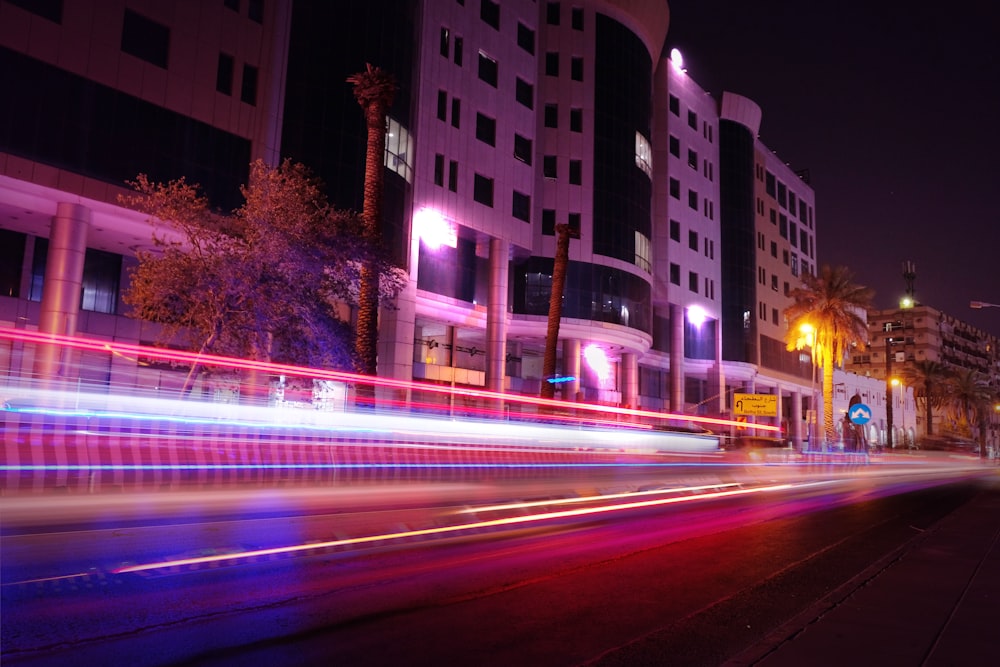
[1,0,829,442]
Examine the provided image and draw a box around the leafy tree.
[120,158,404,393]
[903,360,951,438]
[946,369,993,455]
[347,64,397,380]
[784,265,873,445]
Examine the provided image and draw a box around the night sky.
[664,1,1000,336]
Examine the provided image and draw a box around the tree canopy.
[120,158,405,374]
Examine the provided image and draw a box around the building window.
[635,231,651,273]
[669,94,679,116]
[478,51,498,87]
[570,108,582,132]
[669,178,680,199]
[545,52,559,76]
[669,135,679,157]
[570,56,583,81]
[448,160,459,192]
[515,77,534,109]
[434,154,445,186]
[0,229,25,297]
[248,0,263,23]
[216,53,234,95]
[770,240,778,257]
[514,134,532,164]
[451,98,461,128]
[7,0,63,23]
[480,0,500,29]
[765,171,776,197]
[771,274,778,291]
[546,1,560,25]
[568,212,581,235]
[384,117,413,182]
[635,132,652,177]
[669,219,680,242]
[517,23,535,54]
[670,263,680,285]
[473,173,494,206]
[476,113,496,146]
[569,159,582,184]
[437,90,447,120]
[571,7,583,30]
[543,155,557,179]
[687,149,697,170]
[542,209,556,235]
[687,109,697,130]
[454,36,463,65]
[121,9,169,68]
[689,271,699,293]
[688,189,698,210]
[240,64,258,105]
[772,308,779,325]
[779,214,788,239]
[544,104,558,128]
[440,27,450,57]
[512,191,531,222]
[688,230,698,251]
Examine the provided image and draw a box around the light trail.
[455,482,745,513]
[111,482,794,574]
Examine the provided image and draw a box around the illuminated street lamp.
[970,301,1000,309]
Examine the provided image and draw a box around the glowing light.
[414,207,456,250]
[583,344,610,382]
[670,48,685,72]
[111,482,794,574]
[459,482,743,513]
[687,305,707,328]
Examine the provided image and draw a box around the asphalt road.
[2,459,993,666]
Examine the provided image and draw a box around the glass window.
[517,23,535,54]
[669,219,680,242]
[634,132,652,177]
[546,2,560,25]
[543,155,557,178]
[687,109,697,130]
[569,159,582,184]
[669,135,679,157]
[475,112,496,146]
[545,52,559,76]
[248,0,262,23]
[121,9,169,68]
[669,94,679,116]
[451,98,461,128]
[6,0,62,23]
[765,171,776,197]
[0,229,26,297]
[480,0,500,29]
[448,160,459,192]
[473,173,494,206]
[440,27,450,57]
[688,271,699,293]
[512,191,531,222]
[634,231,650,273]
[770,240,777,257]
[434,154,444,186]
[216,53,233,95]
[688,189,698,210]
[688,230,698,250]
[437,90,447,120]
[687,148,697,170]
[542,209,556,235]
[570,108,582,132]
[515,78,533,109]
[544,104,558,128]
[241,64,258,105]
[779,214,788,239]
[570,56,583,81]
[384,117,413,182]
[669,178,679,199]
[571,7,583,30]
[478,51,498,87]
[670,263,680,285]
[514,134,532,164]
[568,212,580,234]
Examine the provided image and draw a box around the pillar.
[485,238,509,394]
[669,304,684,412]
[562,338,581,401]
[621,352,638,410]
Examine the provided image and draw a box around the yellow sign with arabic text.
[733,393,778,417]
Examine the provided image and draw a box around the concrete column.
[791,389,803,450]
[562,338,581,401]
[485,238,509,394]
[621,352,638,410]
[669,304,684,412]
[709,317,726,415]
[35,203,90,381]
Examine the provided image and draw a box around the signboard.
[733,393,778,417]
[849,403,872,425]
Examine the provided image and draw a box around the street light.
[970,301,1000,309]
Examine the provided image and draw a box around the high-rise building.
[1,0,829,445]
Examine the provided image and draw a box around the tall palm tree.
[784,265,873,445]
[540,223,579,400]
[347,64,397,381]
[903,359,951,439]
[947,369,992,456]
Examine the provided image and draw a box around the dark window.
[789,221,798,247]
[543,155,557,178]
[515,77,533,108]
[765,171,776,197]
[777,181,787,208]
[546,2,560,25]
[669,135,679,157]
[545,52,559,76]
[669,178,679,199]
[688,271,698,293]
[478,52,498,87]
[434,154,445,186]
[669,94,679,115]
[542,209,556,235]
[437,90,447,120]
[224,0,239,10]
[779,214,788,239]
[451,98,461,128]
[570,108,582,132]
[688,230,698,250]
[687,109,697,129]
[517,23,535,54]
[440,27,450,57]
[571,7,583,30]
[687,148,697,169]
[241,64,258,105]
[0,229,26,297]
[688,189,698,210]
[544,104,557,128]
[670,220,680,242]
[569,159,581,184]
[216,53,234,94]
[512,191,531,222]
[670,263,680,285]
[570,56,583,81]
[513,134,532,164]
[475,112,496,146]
[454,36,463,65]
[473,173,494,206]
[567,212,580,234]
[121,10,169,68]
[248,0,263,23]
[770,241,778,257]
[448,160,459,192]
[6,0,62,23]
[480,0,500,29]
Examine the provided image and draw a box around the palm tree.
[903,359,950,439]
[947,369,992,456]
[347,64,397,381]
[540,223,579,400]
[784,265,873,446]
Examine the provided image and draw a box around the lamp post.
[885,335,894,450]
[970,301,1000,309]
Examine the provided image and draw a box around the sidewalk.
[726,478,1000,666]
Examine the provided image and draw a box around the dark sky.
[663,1,1000,336]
